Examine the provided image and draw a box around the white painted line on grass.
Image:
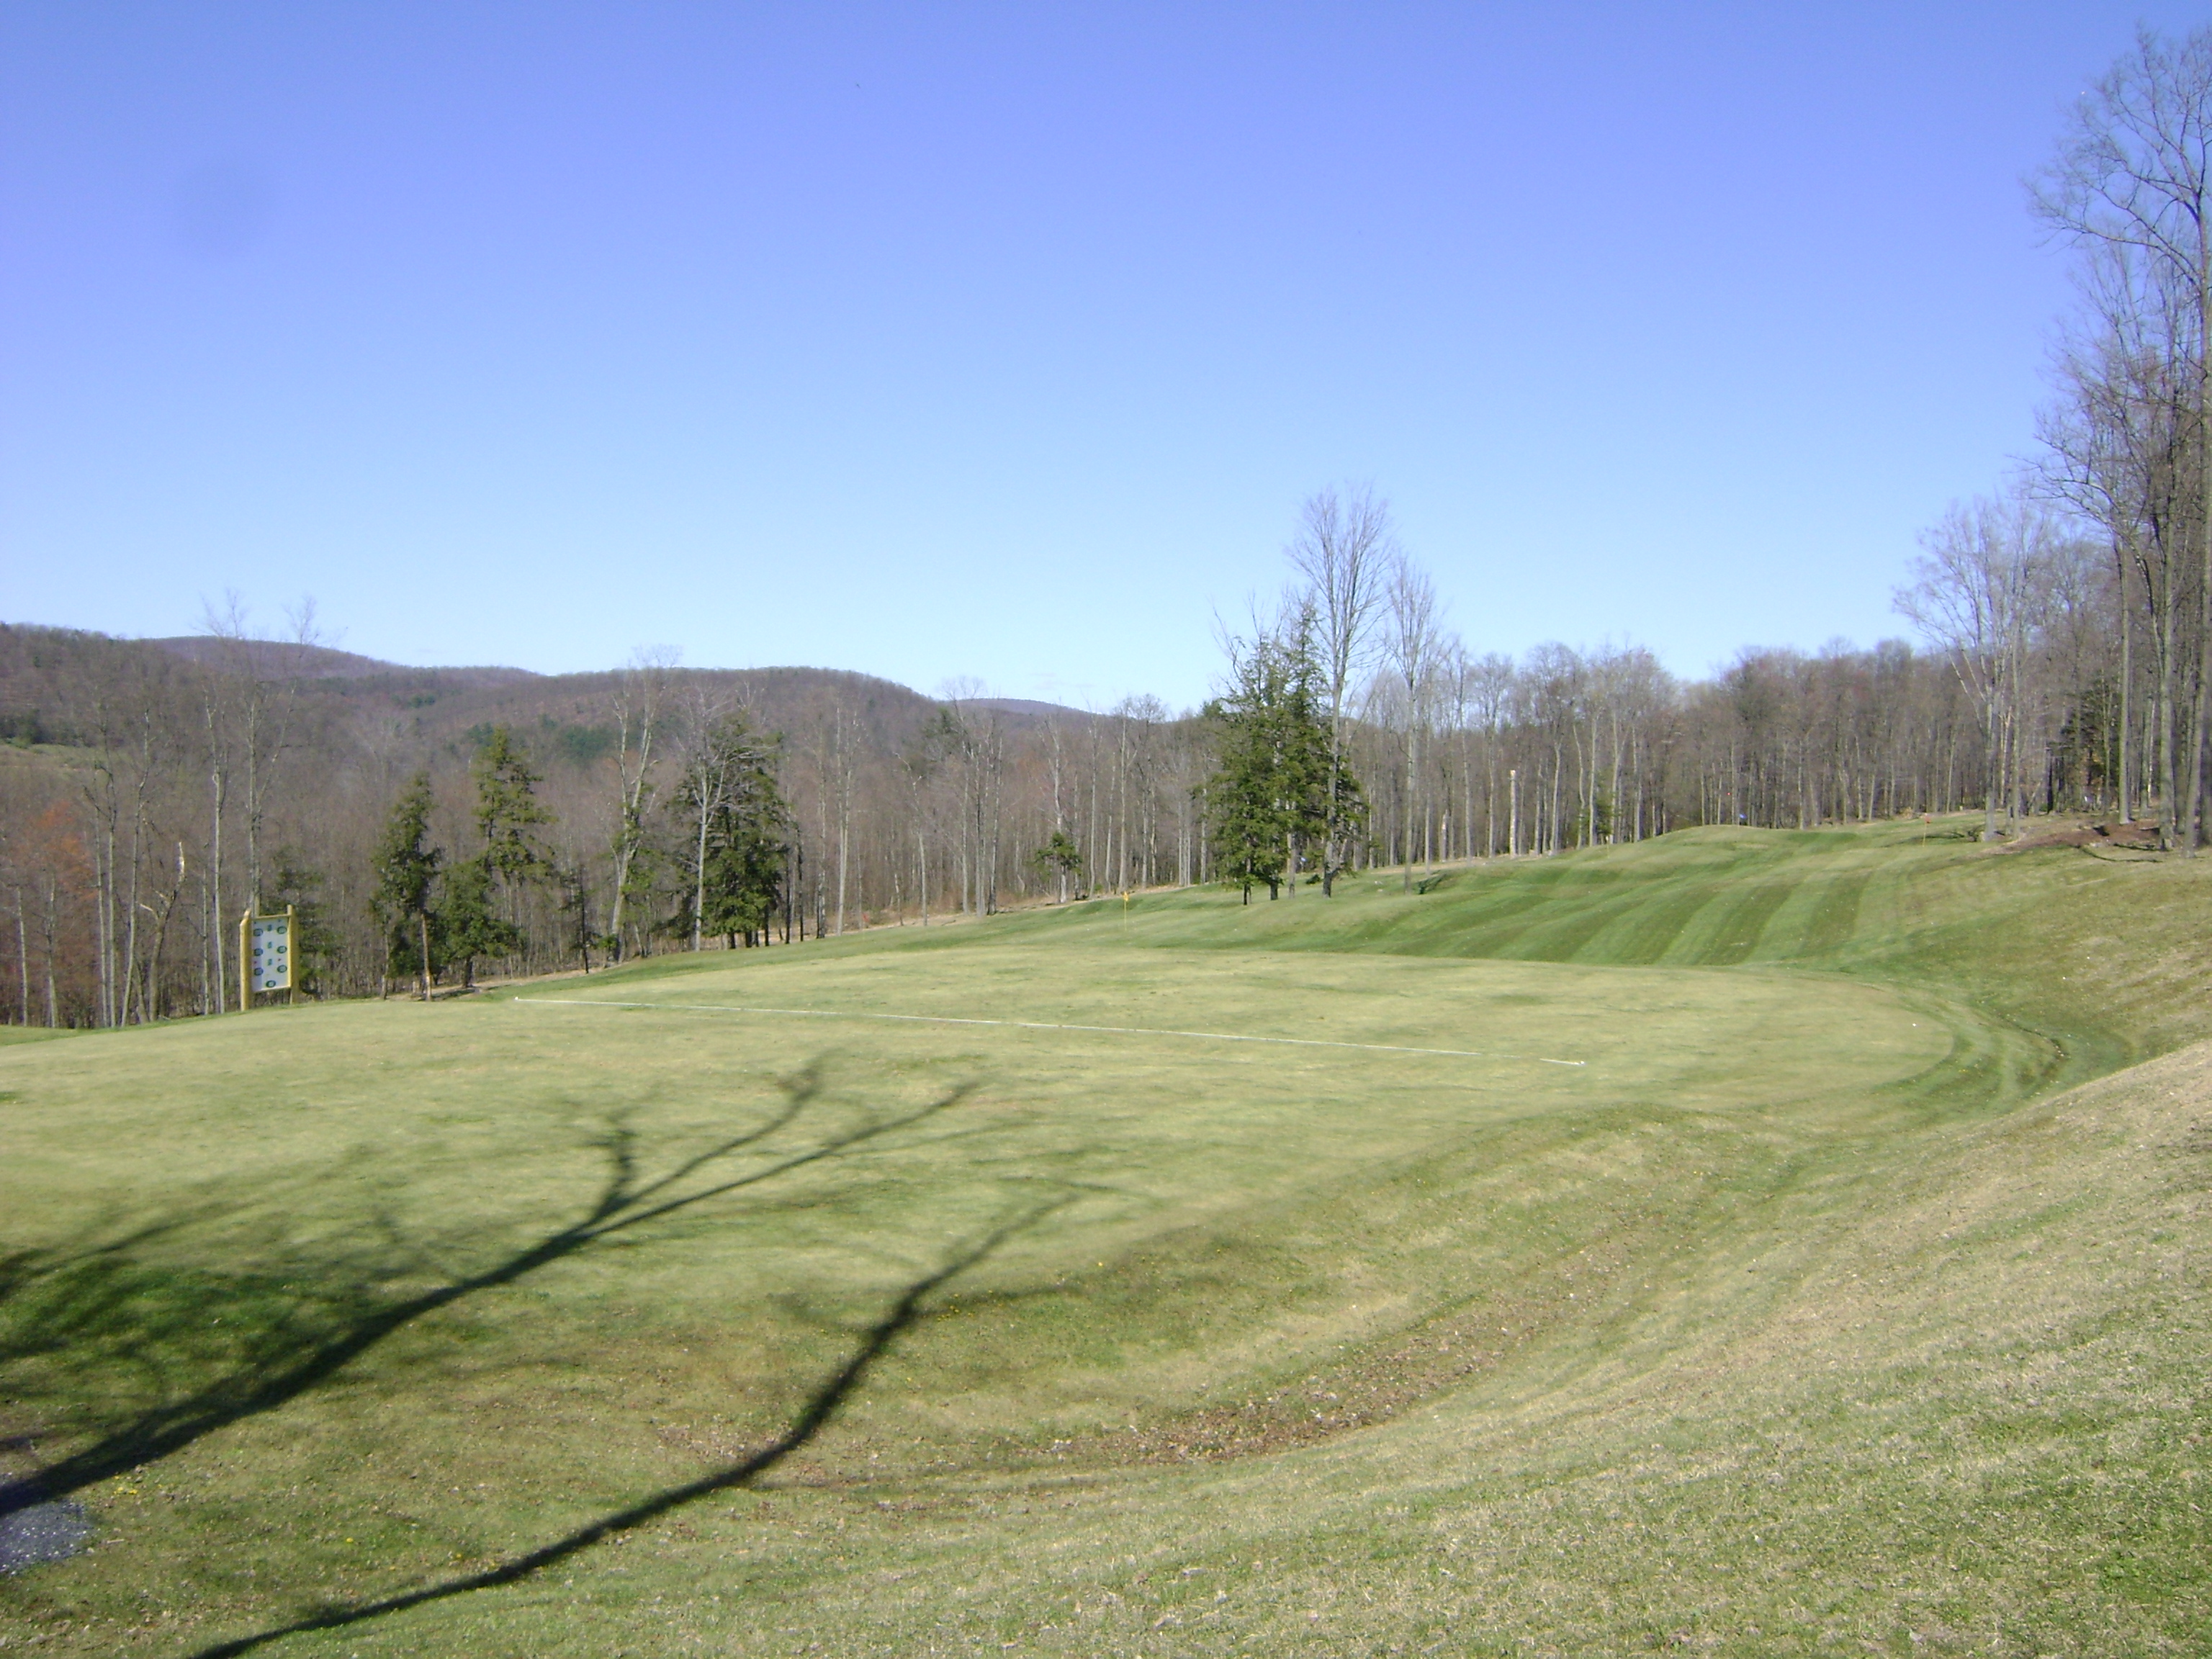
[513,996,1588,1066]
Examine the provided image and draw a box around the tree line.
[1195,485,2105,904]
[0,557,2105,1029]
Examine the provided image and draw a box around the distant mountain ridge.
[138,638,1104,721]
[4,626,1105,744]
[144,637,542,690]
[963,697,1094,720]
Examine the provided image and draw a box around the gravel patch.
[0,1497,92,1573]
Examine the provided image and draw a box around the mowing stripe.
[514,996,1588,1066]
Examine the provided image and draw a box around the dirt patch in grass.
[2002,818,2163,853]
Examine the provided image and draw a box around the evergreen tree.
[266,849,338,998]
[437,857,518,988]
[1202,626,1353,902]
[678,714,791,948]
[371,772,442,999]
[553,860,598,973]
[1030,829,1083,902]
[472,726,553,887]
[458,726,552,979]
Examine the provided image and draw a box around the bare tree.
[200,596,322,912]
[899,717,951,926]
[938,682,1004,915]
[814,702,855,935]
[1377,555,1443,885]
[2035,25,2212,846]
[193,596,322,1006]
[674,684,735,953]
[606,647,678,959]
[1896,495,2061,840]
[2036,265,2195,826]
[1287,485,1393,894]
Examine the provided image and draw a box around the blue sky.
[2,3,2201,710]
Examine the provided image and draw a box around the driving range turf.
[1,819,2208,1655]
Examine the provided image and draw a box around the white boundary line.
[514,996,1587,1067]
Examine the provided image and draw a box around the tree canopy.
[676,712,790,949]
[1202,624,1356,902]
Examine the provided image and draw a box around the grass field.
[1,819,2208,1655]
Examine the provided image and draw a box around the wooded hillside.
[0,584,2113,1030]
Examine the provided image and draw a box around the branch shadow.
[0,1061,976,1521]
[179,1203,1061,1658]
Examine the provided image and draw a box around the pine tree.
[459,726,552,979]
[678,714,791,949]
[266,849,338,998]
[437,857,518,988]
[371,772,442,999]
[1030,830,1083,902]
[1202,626,1353,902]
[472,727,553,887]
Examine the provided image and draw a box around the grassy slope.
[977,819,2199,1072]
[1,819,2208,1655]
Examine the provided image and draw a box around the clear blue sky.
[2,3,2200,710]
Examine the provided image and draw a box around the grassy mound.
[1,819,2207,1655]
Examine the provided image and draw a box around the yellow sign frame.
[238,906,296,1009]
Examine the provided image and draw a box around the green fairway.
[3,822,2209,1655]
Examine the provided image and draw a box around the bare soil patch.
[2001,818,2162,853]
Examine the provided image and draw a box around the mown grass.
[1,818,2208,1655]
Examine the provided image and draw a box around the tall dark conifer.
[1202,626,1352,902]
[678,714,791,948]
[371,772,441,999]
[472,727,552,889]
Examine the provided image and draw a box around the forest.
[0,531,2122,1030]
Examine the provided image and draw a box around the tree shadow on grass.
[179,1203,1061,1658]
[0,1061,977,1523]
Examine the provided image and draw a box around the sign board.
[248,915,292,992]
[239,908,295,1006]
